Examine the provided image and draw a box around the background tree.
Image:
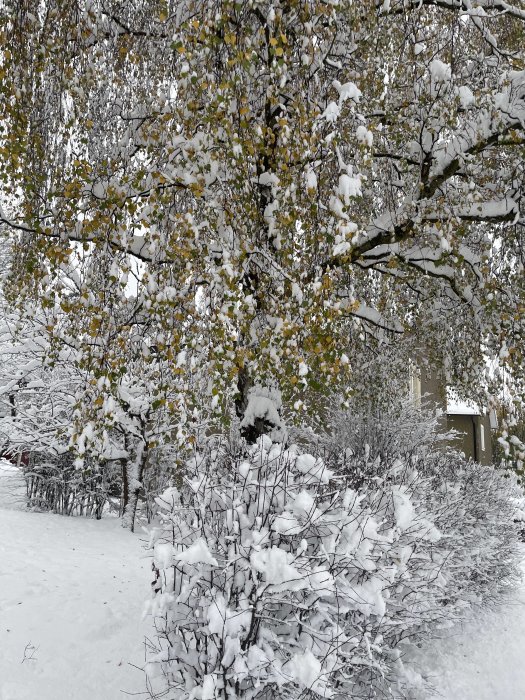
[0,276,183,527]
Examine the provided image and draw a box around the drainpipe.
[471,416,478,463]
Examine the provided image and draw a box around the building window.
[409,367,421,408]
[480,424,485,452]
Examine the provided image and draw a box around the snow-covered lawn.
[0,461,149,700]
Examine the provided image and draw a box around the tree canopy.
[1,0,524,444]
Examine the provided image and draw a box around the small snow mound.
[240,386,286,442]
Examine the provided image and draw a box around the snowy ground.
[2,460,525,700]
[0,461,150,700]
[418,575,525,700]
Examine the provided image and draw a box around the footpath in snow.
[0,461,150,700]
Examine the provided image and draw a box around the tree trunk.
[120,456,129,517]
[122,441,148,533]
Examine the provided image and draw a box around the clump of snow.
[333,79,362,103]
[305,167,317,191]
[332,239,351,255]
[291,281,303,304]
[154,542,176,569]
[251,547,308,592]
[155,486,180,510]
[458,85,476,109]
[356,124,373,147]
[284,648,327,694]
[430,59,451,82]
[239,385,286,442]
[392,484,415,530]
[322,101,340,123]
[337,172,362,203]
[174,537,218,566]
[298,360,308,377]
[295,452,334,484]
[258,171,279,187]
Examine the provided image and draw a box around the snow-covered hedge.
[23,453,117,518]
[145,425,523,699]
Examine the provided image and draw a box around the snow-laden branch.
[422,196,520,224]
[379,0,525,22]
[323,73,525,276]
[340,299,404,334]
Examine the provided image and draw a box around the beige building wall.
[447,413,493,466]
[413,364,494,465]
[420,367,446,410]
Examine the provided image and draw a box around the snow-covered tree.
[1,1,525,437]
[0,299,73,458]
[0,284,182,525]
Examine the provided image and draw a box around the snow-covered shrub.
[304,402,445,488]
[145,422,523,699]
[24,453,119,518]
[313,404,523,603]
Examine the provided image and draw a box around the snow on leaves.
[3,0,525,440]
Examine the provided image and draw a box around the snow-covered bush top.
[145,430,523,699]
